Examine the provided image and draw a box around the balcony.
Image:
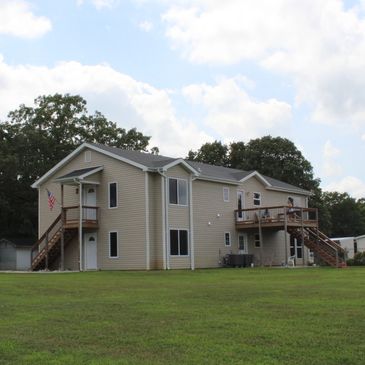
[63,205,99,229]
[235,205,318,231]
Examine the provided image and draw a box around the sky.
[1,0,365,198]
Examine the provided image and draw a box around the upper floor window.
[253,192,261,206]
[169,178,187,205]
[223,187,230,202]
[108,182,118,208]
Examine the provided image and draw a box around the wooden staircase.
[288,226,346,268]
[31,214,77,271]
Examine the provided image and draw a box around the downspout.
[189,175,198,270]
[145,172,150,270]
[76,179,83,272]
[158,169,169,270]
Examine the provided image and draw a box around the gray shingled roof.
[88,143,310,195]
[57,166,102,180]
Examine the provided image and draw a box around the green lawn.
[1,268,365,365]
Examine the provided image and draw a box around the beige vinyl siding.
[38,147,146,270]
[50,235,79,271]
[192,180,237,268]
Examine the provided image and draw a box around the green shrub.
[348,252,365,266]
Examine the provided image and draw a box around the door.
[290,236,303,259]
[84,233,97,270]
[83,185,96,220]
[237,190,245,221]
[238,233,248,254]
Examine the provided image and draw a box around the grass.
[0,268,365,365]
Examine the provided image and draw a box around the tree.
[0,94,152,239]
[187,140,229,166]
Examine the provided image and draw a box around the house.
[0,237,33,271]
[30,142,346,271]
[333,235,365,259]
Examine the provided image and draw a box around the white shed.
[0,238,33,271]
[331,237,356,259]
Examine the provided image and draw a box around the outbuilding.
[0,238,33,271]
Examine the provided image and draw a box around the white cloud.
[0,55,211,157]
[0,0,51,39]
[182,76,292,141]
[161,0,365,129]
[323,140,342,177]
[362,134,365,141]
[324,176,365,199]
[77,0,119,10]
[139,21,154,32]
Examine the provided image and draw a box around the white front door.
[84,233,97,270]
[238,233,248,254]
[83,185,96,220]
[237,190,245,221]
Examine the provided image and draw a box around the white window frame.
[84,150,91,163]
[109,231,119,258]
[223,187,230,202]
[253,192,261,206]
[254,233,261,248]
[224,232,231,247]
[108,182,118,209]
[169,178,188,206]
[169,228,189,257]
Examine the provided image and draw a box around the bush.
[347,252,365,266]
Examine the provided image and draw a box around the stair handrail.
[31,214,61,260]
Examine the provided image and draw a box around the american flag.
[47,189,56,210]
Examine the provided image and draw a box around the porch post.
[60,184,65,271]
[45,231,49,270]
[301,207,305,266]
[79,181,83,271]
[284,206,288,265]
[258,209,263,266]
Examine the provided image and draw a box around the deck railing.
[234,205,318,228]
[62,205,99,227]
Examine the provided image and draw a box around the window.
[169,178,187,205]
[108,182,118,208]
[254,233,261,248]
[224,232,231,247]
[290,236,302,258]
[354,240,358,254]
[109,231,118,258]
[223,187,230,202]
[238,235,245,251]
[84,151,91,163]
[253,192,261,206]
[170,229,188,256]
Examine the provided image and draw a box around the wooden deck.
[235,206,318,231]
[63,205,99,229]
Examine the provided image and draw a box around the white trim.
[32,143,148,188]
[197,176,240,186]
[266,186,311,196]
[253,191,261,206]
[37,187,41,239]
[189,176,195,270]
[165,177,170,269]
[79,182,83,271]
[162,159,200,176]
[254,233,261,248]
[168,177,188,206]
[223,187,230,202]
[108,231,119,259]
[145,172,150,270]
[161,175,166,270]
[108,182,118,209]
[169,228,190,257]
[224,232,231,247]
[239,171,272,187]
[84,150,91,163]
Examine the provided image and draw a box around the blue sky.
[1,0,365,198]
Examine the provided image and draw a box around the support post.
[301,207,305,266]
[79,182,83,271]
[258,209,263,266]
[45,231,49,270]
[284,206,288,265]
[189,176,195,270]
[61,184,65,271]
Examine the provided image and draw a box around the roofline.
[54,166,104,183]
[31,143,148,188]
[161,159,200,176]
[239,171,272,187]
[196,176,240,186]
[266,186,311,196]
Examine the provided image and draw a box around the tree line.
[0,94,364,239]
